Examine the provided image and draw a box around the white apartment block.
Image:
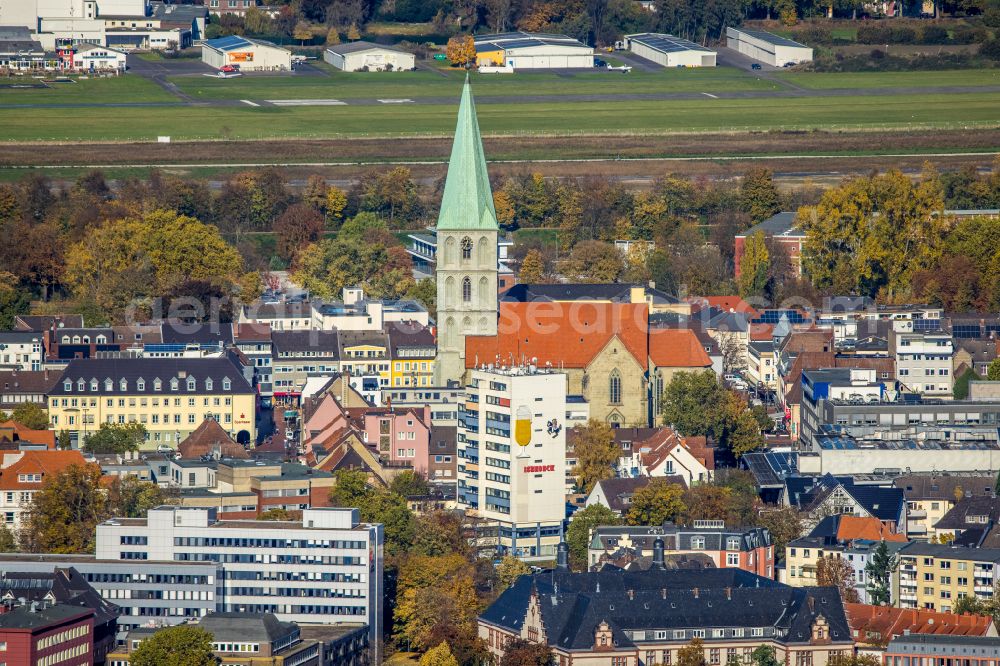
[94,505,384,662]
[892,321,953,397]
[457,367,567,561]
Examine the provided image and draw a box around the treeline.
[201,0,1000,50]
[737,163,1000,310]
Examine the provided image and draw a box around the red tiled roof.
[0,450,87,490]
[649,329,712,368]
[846,603,995,642]
[233,323,272,341]
[835,515,908,543]
[637,428,714,472]
[465,302,649,370]
[178,419,249,459]
[0,421,56,449]
[749,323,774,342]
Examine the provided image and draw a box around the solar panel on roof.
[913,318,942,331]
[953,325,982,339]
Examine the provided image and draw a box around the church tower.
[434,76,499,386]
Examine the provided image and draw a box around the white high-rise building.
[457,366,567,561]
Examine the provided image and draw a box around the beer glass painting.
[515,405,532,457]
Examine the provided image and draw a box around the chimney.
[808,596,815,613]
[549,542,567,571]
[693,587,699,599]
[652,537,665,570]
[661,588,667,600]
[725,587,732,601]
[628,589,634,601]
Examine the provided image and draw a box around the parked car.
[220,64,239,73]
[751,63,761,70]
[594,58,607,68]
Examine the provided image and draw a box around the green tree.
[496,555,531,590]
[0,524,17,552]
[329,469,371,507]
[954,366,981,399]
[988,358,1000,380]
[865,540,898,606]
[755,507,803,562]
[660,371,727,439]
[395,553,481,653]
[107,475,174,518]
[259,508,296,521]
[565,504,620,571]
[499,639,554,666]
[624,478,686,526]
[751,645,781,666]
[83,422,147,455]
[562,241,624,282]
[678,638,706,666]
[130,625,217,666]
[519,249,545,284]
[420,642,460,666]
[738,230,770,298]
[0,271,30,330]
[360,490,416,558]
[389,470,430,498]
[57,430,72,450]
[570,420,619,493]
[8,402,49,430]
[445,34,476,67]
[412,510,468,558]
[798,170,944,301]
[739,167,781,223]
[22,464,107,553]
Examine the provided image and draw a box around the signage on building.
[523,464,555,473]
[229,52,254,62]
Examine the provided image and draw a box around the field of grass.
[0,74,177,105]
[169,66,780,101]
[777,68,1000,89]
[2,91,999,142]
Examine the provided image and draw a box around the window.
[461,236,473,260]
[462,277,472,302]
[691,537,706,549]
[727,553,740,566]
[223,378,231,391]
[609,370,622,404]
[187,378,196,391]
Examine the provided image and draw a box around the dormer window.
[170,378,179,391]
[72,336,80,344]
[96,335,107,344]
[105,379,113,392]
[61,336,69,344]
[90,380,98,392]
[222,378,231,391]
[153,378,162,391]
[76,379,85,391]
[186,377,196,391]
[119,379,127,392]
[63,380,72,391]
[136,378,145,391]
[205,378,213,391]
[82,336,90,344]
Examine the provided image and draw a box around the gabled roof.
[436,77,498,231]
[637,429,714,473]
[199,612,297,643]
[15,315,84,331]
[808,514,907,543]
[501,283,635,303]
[846,603,995,643]
[936,496,1000,530]
[465,302,649,369]
[232,323,272,342]
[178,419,248,460]
[0,566,117,626]
[0,451,87,490]
[649,328,712,368]
[0,421,56,449]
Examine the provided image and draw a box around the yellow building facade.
[896,544,1000,612]
[47,358,256,449]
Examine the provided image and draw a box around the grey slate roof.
[935,496,1000,530]
[48,358,253,395]
[199,612,297,643]
[270,330,341,357]
[501,283,636,302]
[736,212,804,239]
[480,569,850,652]
[896,474,995,501]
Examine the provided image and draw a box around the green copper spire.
[436,75,498,230]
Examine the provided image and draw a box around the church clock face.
[461,236,473,260]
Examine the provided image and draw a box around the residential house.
[621,428,715,485]
[589,521,774,578]
[0,370,61,411]
[0,331,43,371]
[0,450,87,528]
[934,496,1000,547]
[884,636,1000,666]
[357,406,431,475]
[785,474,907,534]
[847,603,995,658]
[895,543,1000,612]
[177,418,249,460]
[895,474,996,541]
[427,425,457,485]
[270,331,341,404]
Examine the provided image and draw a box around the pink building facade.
[361,407,431,476]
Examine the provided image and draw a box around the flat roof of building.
[627,33,714,54]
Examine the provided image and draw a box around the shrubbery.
[813,49,993,71]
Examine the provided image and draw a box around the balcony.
[908,509,928,520]
[907,524,928,535]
